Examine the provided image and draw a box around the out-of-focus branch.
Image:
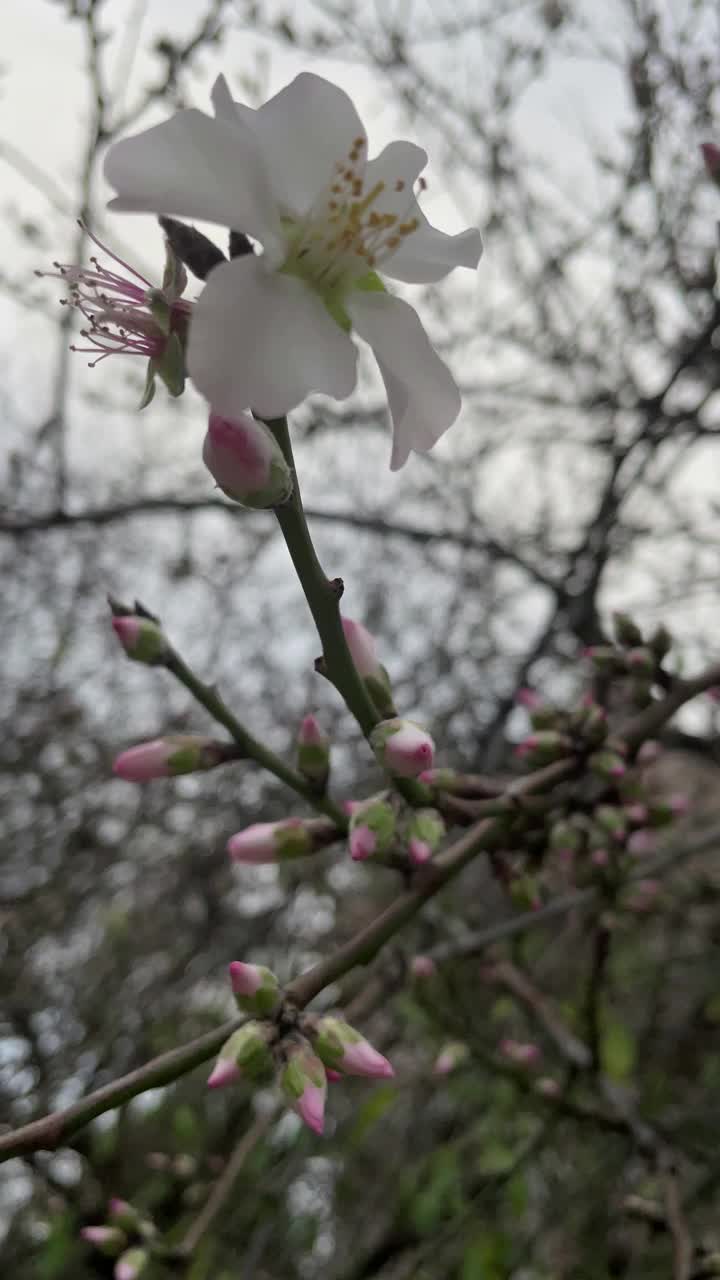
[0,1015,243,1163]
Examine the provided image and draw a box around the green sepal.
[354,270,386,294]
[156,331,186,397]
[274,821,314,860]
[161,242,188,300]
[222,1023,275,1082]
[138,359,157,410]
[147,287,172,335]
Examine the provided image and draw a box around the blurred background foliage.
[2,0,720,1275]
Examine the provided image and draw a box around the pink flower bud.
[207,1023,275,1089]
[348,793,396,861]
[326,1068,343,1082]
[341,616,380,678]
[81,1226,127,1254]
[349,824,377,861]
[625,803,648,824]
[433,1042,468,1076]
[627,828,655,857]
[227,818,312,863]
[637,739,661,764]
[341,616,396,715]
[410,955,436,978]
[371,719,435,778]
[108,1200,138,1228]
[206,1058,242,1089]
[500,1038,541,1066]
[115,1249,148,1280]
[228,961,280,1016]
[311,1016,394,1079]
[113,735,225,782]
[203,413,293,508]
[281,1044,327,1135]
[408,837,431,865]
[296,714,330,788]
[669,792,689,817]
[591,848,609,866]
[111,614,167,663]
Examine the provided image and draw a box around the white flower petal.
[212,72,367,218]
[348,292,461,470]
[383,212,483,284]
[188,256,358,420]
[363,140,427,217]
[104,108,284,260]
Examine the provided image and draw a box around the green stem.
[269,417,427,805]
[165,648,346,827]
[269,417,381,737]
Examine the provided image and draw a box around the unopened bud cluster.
[207,963,394,1135]
[81,1198,156,1280]
[545,736,686,891]
[584,611,673,709]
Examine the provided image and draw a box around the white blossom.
[104,73,482,468]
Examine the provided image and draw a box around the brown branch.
[0,1016,243,1163]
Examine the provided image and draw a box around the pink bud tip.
[408,837,432,865]
[669,792,689,817]
[113,740,173,782]
[341,616,380,677]
[299,714,325,745]
[637,739,661,763]
[410,955,436,978]
[81,1227,115,1246]
[339,1040,394,1079]
[500,1038,541,1066]
[111,616,140,649]
[207,1059,241,1089]
[325,1068,343,1083]
[109,1200,132,1220]
[591,848,609,866]
[228,961,262,998]
[350,824,377,861]
[343,799,362,815]
[383,725,435,778]
[296,1081,326,1134]
[227,822,277,864]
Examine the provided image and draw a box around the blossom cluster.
[209,962,394,1136]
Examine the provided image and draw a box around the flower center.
[279,137,420,329]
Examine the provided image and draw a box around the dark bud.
[158,216,225,280]
[229,230,254,258]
